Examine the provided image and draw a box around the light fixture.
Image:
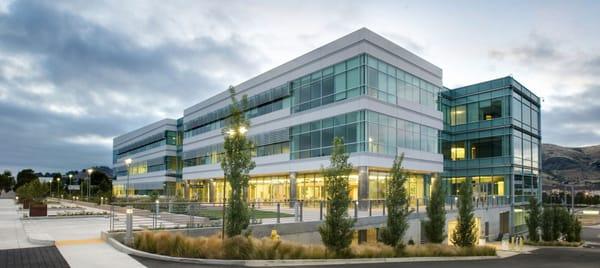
[227,129,236,137]
[125,158,133,165]
[238,126,248,135]
[87,169,94,175]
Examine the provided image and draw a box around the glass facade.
[365,55,440,108]
[290,110,438,160]
[291,55,364,113]
[441,77,541,206]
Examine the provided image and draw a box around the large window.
[292,55,364,113]
[365,55,440,108]
[479,98,502,120]
[291,111,365,159]
[470,137,503,159]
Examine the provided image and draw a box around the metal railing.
[108,195,510,232]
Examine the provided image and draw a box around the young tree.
[451,180,477,247]
[525,197,541,242]
[424,177,446,243]
[540,206,554,241]
[319,137,354,256]
[221,86,255,237]
[551,206,562,240]
[380,154,411,248]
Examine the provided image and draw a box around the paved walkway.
[0,246,69,267]
[0,199,37,249]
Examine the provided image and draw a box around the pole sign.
[68,185,81,190]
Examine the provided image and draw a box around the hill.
[542,143,600,186]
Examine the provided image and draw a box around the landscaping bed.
[133,231,496,260]
[525,240,583,247]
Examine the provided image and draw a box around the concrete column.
[289,172,297,208]
[184,181,190,200]
[358,166,369,210]
[208,180,215,203]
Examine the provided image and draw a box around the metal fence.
[108,195,510,232]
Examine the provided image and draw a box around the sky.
[1,0,599,174]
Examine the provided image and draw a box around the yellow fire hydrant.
[271,229,280,241]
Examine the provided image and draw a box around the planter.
[22,199,32,209]
[29,203,48,217]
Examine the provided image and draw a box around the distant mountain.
[542,143,600,186]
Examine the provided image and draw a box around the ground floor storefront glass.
[185,169,432,205]
[112,181,177,198]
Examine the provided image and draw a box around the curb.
[23,215,109,220]
[27,233,55,246]
[105,236,505,267]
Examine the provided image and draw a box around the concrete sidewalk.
[0,199,37,249]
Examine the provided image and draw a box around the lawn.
[194,208,294,220]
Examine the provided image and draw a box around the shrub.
[525,197,541,242]
[424,177,446,243]
[132,231,496,260]
[541,206,554,241]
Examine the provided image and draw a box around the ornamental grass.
[133,231,496,260]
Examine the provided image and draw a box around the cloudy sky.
[1,0,599,173]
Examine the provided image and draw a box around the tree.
[380,154,411,248]
[424,177,446,243]
[15,169,38,190]
[541,206,554,241]
[319,137,354,256]
[525,197,541,242]
[551,206,562,240]
[451,180,477,247]
[16,179,49,202]
[220,86,255,237]
[0,170,15,192]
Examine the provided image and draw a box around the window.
[451,142,466,160]
[479,98,502,120]
[470,137,503,159]
[512,97,522,121]
[467,102,478,123]
[450,105,466,126]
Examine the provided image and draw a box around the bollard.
[319,201,323,221]
[277,203,280,224]
[368,200,372,217]
[383,201,386,216]
[125,206,134,246]
[294,201,299,222]
[300,201,303,222]
[416,199,419,214]
[251,203,256,224]
[354,201,358,219]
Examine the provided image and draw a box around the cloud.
[0,0,264,173]
[488,33,562,63]
[542,84,600,147]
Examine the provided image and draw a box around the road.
[135,226,600,268]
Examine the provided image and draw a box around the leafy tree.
[220,86,255,237]
[16,179,49,202]
[572,216,582,242]
[319,137,354,256]
[424,177,446,243]
[525,197,541,242]
[541,206,554,241]
[0,170,15,192]
[15,169,38,190]
[451,180,477,247]
[380,154,411,248]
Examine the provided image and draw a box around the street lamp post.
[57,177,61,198]
[68,174,73,197]
[125,158,133,202]
[87,169,94,201]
